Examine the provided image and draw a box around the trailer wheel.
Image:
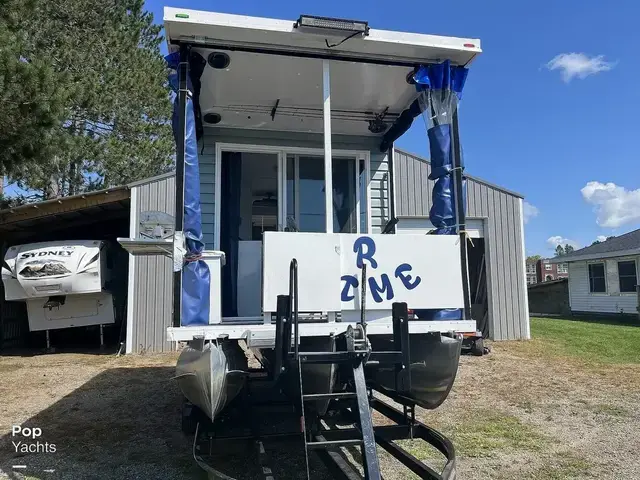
[181,398,198,435]
[471,338,484,356]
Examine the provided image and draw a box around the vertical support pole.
[99,324,104,349]
[46,330,50,351]
[392,302,411,393]
[451,110,472,321]
[274,294,290,380]
[322,60,334,234]
[387,144,396,232]
[173,47,189,328]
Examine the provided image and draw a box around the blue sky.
[144,0,639,256]
[7,1,638,257]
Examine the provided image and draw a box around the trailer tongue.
[120,6,481,479]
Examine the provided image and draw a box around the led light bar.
[295,15,369,35]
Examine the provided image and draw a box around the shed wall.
[394,150,528,340]
[129,174,176,353]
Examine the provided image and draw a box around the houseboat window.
[285,154,358,233]
[588,263,606,293]
[617,260,637,293]
[332,157,357,234]
[298,155,326,232]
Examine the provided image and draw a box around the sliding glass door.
[285,154,365,234]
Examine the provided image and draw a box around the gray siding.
[199,128,388,248]
[129,174,175,353]
[568,257,639,314]
[394,150,528,341]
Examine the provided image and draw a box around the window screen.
[618,261,637,293]
[588,263,606,293]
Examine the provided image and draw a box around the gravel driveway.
[0,334,638,479]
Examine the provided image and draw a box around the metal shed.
[125,172,176,353]
[394,149,529,340]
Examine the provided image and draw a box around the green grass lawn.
[528,316,640,364]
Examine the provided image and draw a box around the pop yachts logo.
[341,236,421,303]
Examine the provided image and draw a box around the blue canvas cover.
[413,61,468,321]
[167,52,210,326]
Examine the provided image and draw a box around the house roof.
[527,278,567,289]
[550,228,640,263]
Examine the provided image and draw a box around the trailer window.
[588,263,606,293]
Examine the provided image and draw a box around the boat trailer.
[183,260,458,479]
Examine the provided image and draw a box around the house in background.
[525,258,568,285]
[526,260,537,285]
[537,258,568,283]
[550,229,640,315]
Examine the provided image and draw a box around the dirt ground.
[0,339,639,479]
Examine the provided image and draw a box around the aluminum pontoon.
[120,7,482,479]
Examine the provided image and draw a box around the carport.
[0,187,131,351]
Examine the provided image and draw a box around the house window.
[618,260,637,293]
[557,263,568,274]
[545,263,552,271]
[588,263,606,293]
[526,264,535,274]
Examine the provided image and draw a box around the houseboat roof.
[164,8,482,67]
[163,7,482,137]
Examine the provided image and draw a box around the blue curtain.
[413,61,468,321]
[166,51,211,326]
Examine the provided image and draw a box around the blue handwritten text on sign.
[341,236,421,303]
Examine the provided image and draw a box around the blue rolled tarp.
[413,61,468,321]
[167,51,210,326]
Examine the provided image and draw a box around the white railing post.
[323,60,334,234]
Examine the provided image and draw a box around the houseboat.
[120,7,481,478]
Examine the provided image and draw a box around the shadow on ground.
[0,365,336,480]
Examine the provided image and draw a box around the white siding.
[568,257,639,314]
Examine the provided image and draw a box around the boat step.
[307,439,363,450]
[303,392,357,401]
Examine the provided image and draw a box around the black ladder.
[273,258,414,480]
[298,324,379,480]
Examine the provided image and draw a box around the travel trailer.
[120,7,481,479]
[2,240,115,348]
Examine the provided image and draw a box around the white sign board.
[262,232,464,312]
[262,233,341,312]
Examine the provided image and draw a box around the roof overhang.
[164,8,481,137]
[550,249,640,263]
[0,187,130,241]
[164,8,481,67]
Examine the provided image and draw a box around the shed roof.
[0,186,130,240]
[550,228,640,263]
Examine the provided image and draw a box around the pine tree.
[0,0,172,198]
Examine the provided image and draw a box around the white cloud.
[522,201,539,224]
[581,181,640,228]
[546,53,615,83]
[595,235,608,243]
[547,236,581,250]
